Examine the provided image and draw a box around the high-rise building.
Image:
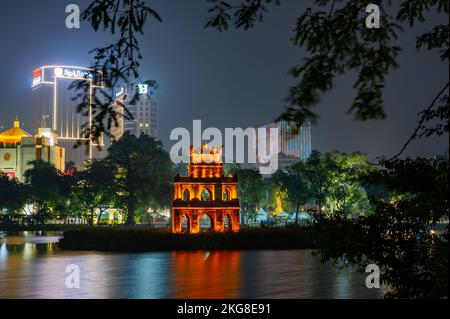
[111,83,159,141]
[31,65,104,170]
[255,120,312,172]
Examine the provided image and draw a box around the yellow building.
[0,119,65,181]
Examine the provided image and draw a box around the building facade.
[0,119,65,181]
[111,83,159,141]
[255,120,312,172]
[171,145,240,234]
[31,65,104,170]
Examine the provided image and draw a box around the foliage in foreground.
[312,158,449,299]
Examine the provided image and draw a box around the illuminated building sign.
[138,84,148,95]
[33,68,41,78]
[32,68,42,88]
[32,66,103,87]
[54,67,93,79]
[32,76,42,88]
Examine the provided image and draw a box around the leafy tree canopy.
[107,132,173,225]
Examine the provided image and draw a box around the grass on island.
[59,226,316,252]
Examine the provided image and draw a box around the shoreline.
[0,225,90,232]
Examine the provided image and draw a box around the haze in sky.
[0,0,448,161]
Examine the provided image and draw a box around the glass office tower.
[31,65,104,169]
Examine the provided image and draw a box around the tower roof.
[0,118,32,144]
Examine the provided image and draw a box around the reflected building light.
[23,243,35,260]
[0,243,7,263]
[333,269,353,299]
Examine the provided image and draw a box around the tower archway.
[222,189,229,201]
[183,188,190,201]
[199,213,214,232]
[201,188,212,201]
[181,215,190,233]
[224,214,232,232]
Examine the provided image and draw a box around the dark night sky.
[0,0,448,161]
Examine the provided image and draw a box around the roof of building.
[257,208,267,215]
[0,118,32,145]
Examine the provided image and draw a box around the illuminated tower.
[111,83,159,141]
[171,145,240,234]
[31,65,104,170]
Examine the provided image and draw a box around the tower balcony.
[172,198,240,208]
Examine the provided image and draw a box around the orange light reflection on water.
[170,251,242,299]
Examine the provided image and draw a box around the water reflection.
[0,233,385,299]
[171,251,242,298]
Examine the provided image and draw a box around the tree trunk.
[125,195,136,226]
[90,208,95,227]
[37,203,43,225]
[97,209,105,225]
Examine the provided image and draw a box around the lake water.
[0,232,385,299]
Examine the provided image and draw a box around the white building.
[0,119,65,181]
[111,83,159,141]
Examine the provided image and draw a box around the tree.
[73,159,116,226]
[24,161,71,224]
[107,132,173,225]
[326,152,372,216]
[174,163,188,176]
[0,174,27,214]
[302,151,336,213]
[224,162,242,176]
[268,180,290,212]
[233,168,265,223]
[272,161,313,223]
[313,158,449,298]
